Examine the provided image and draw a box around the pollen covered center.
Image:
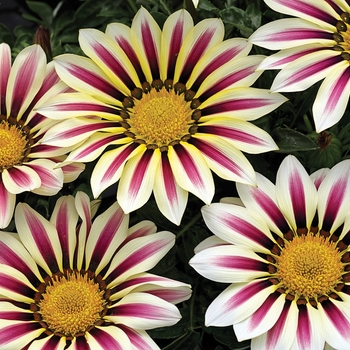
[0,121,28,169]
[39,272,106,336]
[129,88,193,147]
[334,12,350,59]
[276,234,343,299]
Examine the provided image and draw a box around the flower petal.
[118,326,159,350]
[85,326,132,350]
[0,43,11,115]
[0,178,15,229]
[28,335,66,350]
[2,166,41,194]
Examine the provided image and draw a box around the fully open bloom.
[249,0,350,132]
[0,43,84,229]
[38,7,286,225]
[0,191,191,349]
[190,155,350,349]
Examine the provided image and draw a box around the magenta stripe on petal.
[267,29,332,43]
[227,279,271,308]
[53,102,119,115]
[118,325,153,349]
[198,125,266,146]
[88,328,123,350]
[167,18,185,79]
[0,46,11,115]
[41,335,64,350]
[67,64,126,101]
[0,272,34,298]
[266,300,291,348]
[141,20,160,80]
[323,300,350,336]
[0,322,41,346]
[0,308,33,321]
[179,28,216,83]
[289,168,306,227]
[325,0,342,14]
[7,167,36,189]
[112,276,164,294]
[74,336,90,349]
[191,46,246,91]
[160,152,178,206]
[322,177,347,231]
[296,305,312,348]
[111,303,167,319]
[214,256,266,271]
[92,42,135,90]
[250,292,280,328]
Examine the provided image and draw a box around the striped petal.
[310,167,329,190]
[0,320,44,350]
[276,155,317,230]
[313,62,350,132]
[249,18,334,50]
[104,231,175,288]
[91,143,143,198]
[15,203,63,275]
[118,326,159,350]
[194,235,230,253]
[271,50,343,92]
[174,17,224,84]
[60,160,85,183]
[27,159,64,196]
[0,43,11,115]
[106,292,181,329]
[199,87,288,121]
[233,292,285,341]
[205,279,275,326]
[0,301,33,321]
[201,203,275,252]
[160,9,193,81]
[198,117,278,154]
[190,134,257,185]
[153,151,188,225]
[85,202,129,275]
[317,159,350,233]
[50,195,78,270]
[237,172,291,235]
[28,335,66,350]
[0,178,15,229]
[117,148,160,214]
[54,54,125,105]
[2,166,41,194]
[6,44,46,119]
[168,142,214,205]
[189,245,269,283]
[250,300,298,350]
[85,326,132,350]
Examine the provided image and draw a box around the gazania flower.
[249,0,350,132]
[0,43,84,229]
[0,191,191,349]
[190,155,350,349]
[38,7,287,225]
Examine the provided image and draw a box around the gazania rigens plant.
[249,0,350,132]
[37,6,287,225]
[190,155,350,350]
[0,43,84,229]
[0,191,191,349]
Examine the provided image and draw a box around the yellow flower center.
[39,272,106,337]
[0,121,28,170]
[275,234,343,300]
[128,88,193,148]
[333,12,350,59]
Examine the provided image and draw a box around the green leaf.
[246,3,261,30]
[212,326,250,350]
[26,1,53,27]
[271,128,320,152]
[0,24,14,45]
[220,6,253,37]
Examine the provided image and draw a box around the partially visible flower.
[249,0,350,132]
[190,155,350,349]
[0,43,84,228]
[0,191,191,349]
[38,7,286,225]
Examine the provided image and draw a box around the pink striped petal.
[317,160,350,233]
[201,203,275,252]
[0,178,15,229]
[127,220,157,239]
[189,245,269,282]
[190,134,257,185]
[91,142,143,198]
[85,202,129,275]
[251,300,298,350]
[313,63,350,132]
[107,292,181,329]
[310,168,329,190]
[194,235,230,253]
[27,159,64,196]
[0,43,11,115]
[28,334,66,350]
[6,44,46,119]
[2,166,41,194]
[50,195,78,270]
[117,148,160,214]
[85,326,132,349]
[0,320,44,349]
[276,155,317,230]
[105,231,175,288]
[15,203,63,275]
[59,160,85,183]
[117,326,159,350]
[205,279,275,326]
[168,142,214,205]
[153,151,188,225]
[0,301,33,321]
